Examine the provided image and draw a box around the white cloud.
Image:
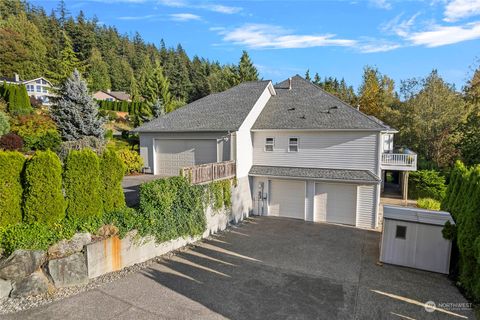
[444,0,480,21]
[157,0,241,14]
[118,14,157,20]
[370,0,392,10]
[169,13,201,21]
[407,21,480,46]
[381,13,420,37]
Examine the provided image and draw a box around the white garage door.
[269,179,305,220]
[155,139,217,176]
[315,183,357,225]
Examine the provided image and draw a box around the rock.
[10,270,49,298]
[97,224,118,238]
[48,233,91,258]
[0,250,46,282]
[48,253,88,288]
[0,279,12,298]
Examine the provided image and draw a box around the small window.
[42,87,48,93]
[265,137,274,152]
[288,138,298,152]
[36,85,41,92]
[395,225,407,239]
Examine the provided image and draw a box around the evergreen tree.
[86,47,110,91]
[50,69,104,141]
[237,51,258,82]
[305,69,311,81]
[47,31,82,84]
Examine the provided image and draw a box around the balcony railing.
[181,160,236,184]
[381,153,417,170]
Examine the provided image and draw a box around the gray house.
[135,75,417,230]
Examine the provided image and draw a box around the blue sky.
[33,0,480,90]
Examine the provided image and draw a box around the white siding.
[356,185,376,229]
[253,131,378,173]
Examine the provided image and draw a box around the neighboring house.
[0,73,55,105]
[93,90,131,102]
[135,75,417,230]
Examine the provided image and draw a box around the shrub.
[104,129,113,140]
[0,83,32,115]
[64,149,103,219]
[408,170,447,201]
[117,149,143,174]
[24,150,65,224]
[0,133,23,151]
[100,149,126,212]
[417,198,441,211]
[0,151,25,227]
[57,136,106,161]
[0,111,9,136]
[102,207,142,238]
[208,179,232,211]
[10,114,61,151]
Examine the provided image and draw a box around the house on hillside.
[0,73,55,105]
[134,75,417,230]
[93,90,131,102]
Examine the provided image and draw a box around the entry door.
[315,183,357,225]
[269,179,305,220]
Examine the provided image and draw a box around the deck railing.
[381,153,417,169]
[181,160,236,184]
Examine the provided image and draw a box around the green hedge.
[64,149,103,219]
[417,198,441,211]
[0,151,25,227]
[0,83,32,115]
[117,149,143,174]
[100,149,126,212]
[23,150,65,224]
[408,170,447,201]
[97,100,149,115]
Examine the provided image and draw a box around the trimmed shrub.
[100,149,126,212]
[24,150,65,224]
[417,198,441,211]
[0,83,32,115]
[0,151,25,227]
[408,170,447,201]
[64,149,103,219]
[0,111,9,136]
[0,133,23,151]
[10,114,61,151]
[57,136,106,161]
[117,149,143,174]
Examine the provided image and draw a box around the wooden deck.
[182,160,236,184]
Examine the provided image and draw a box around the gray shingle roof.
[249,165,380,183]
[134,81,271,132]
[252,75,388,131]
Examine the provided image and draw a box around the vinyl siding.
[253,131,378,173]
[356,185,376,229]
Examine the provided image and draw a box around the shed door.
[155,139,217,176]
[269,179,305,220]
[315,183,357,225]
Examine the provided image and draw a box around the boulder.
[0,279,12,299]
[0,250,46,282]
[48,253,88,288]
[48,233,92,258]
[10,270,49,298]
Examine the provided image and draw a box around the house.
[93,90,131,102]
[0,73,55,105]
[134,75,417,230]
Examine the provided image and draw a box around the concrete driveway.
[4,217,474,320]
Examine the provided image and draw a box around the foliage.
[10,114,61,151]
[0,132,23,151]
[97,99,150,116]
[208,179,232,211]
[0,151,25,227]
[237,51,259,82]
[23,150,65,224]
[58,136,106,161]
[417,198,441,211]
[0,111,9,136]
[47,31,83,84]
[86,47,110,92]
[458,110,480,166]
[63,148,103,219]
[310,73,357,105]
[100,149,126,213]
[51,69,105,141]
[0,82,32,115]
[408,170,447,201]
[117,148,143,174]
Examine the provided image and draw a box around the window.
[106,98,114,102]
[288,138,299,152]
[36,80,41,84]
[265,138,274,152]
[36,85,41,92]
[26,85,33,92]
[41,79,47,85]
[395,225,407,239]
[42,87,48,93]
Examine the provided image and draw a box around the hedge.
[97,100,149,115]
[23,150,65,224]
[117,149,143,174]
[0,83,32,115]
[417,198,440,211]
[408,170,447,201]
[64,149,103,219]
[0,151,25,227]
[100,149,126,212]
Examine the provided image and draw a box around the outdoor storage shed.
[380,205,454,274]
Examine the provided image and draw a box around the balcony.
[381,153,417,171]
[181,160,236,184]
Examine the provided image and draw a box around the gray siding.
[253,131,378,173]
[356,185,376,229]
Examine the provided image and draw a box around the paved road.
[4,217,474,319]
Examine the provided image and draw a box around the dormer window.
[265,137,274,152]
[288,138,299,152]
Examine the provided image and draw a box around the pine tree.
[305,69,311,81]
[237,51,258,82]
[50,69,104,141]
[48,31,82,84]
[86,47,110,91]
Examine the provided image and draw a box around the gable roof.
[108,91,131,101]
[252,75,388,131]
[135,80,271,132]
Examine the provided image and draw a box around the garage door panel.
[269,180,305,220]
[315,183,357,225]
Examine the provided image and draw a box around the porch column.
[402,171,409,206]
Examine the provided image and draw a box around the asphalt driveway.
[4,217,475,319]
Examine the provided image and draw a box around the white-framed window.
[288,137,299,152]
[42,87,48,93]
[36,85,41,92]
[26,85,34,92]
[265,137,274,152]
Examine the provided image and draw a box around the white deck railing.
[381,153,417,169]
